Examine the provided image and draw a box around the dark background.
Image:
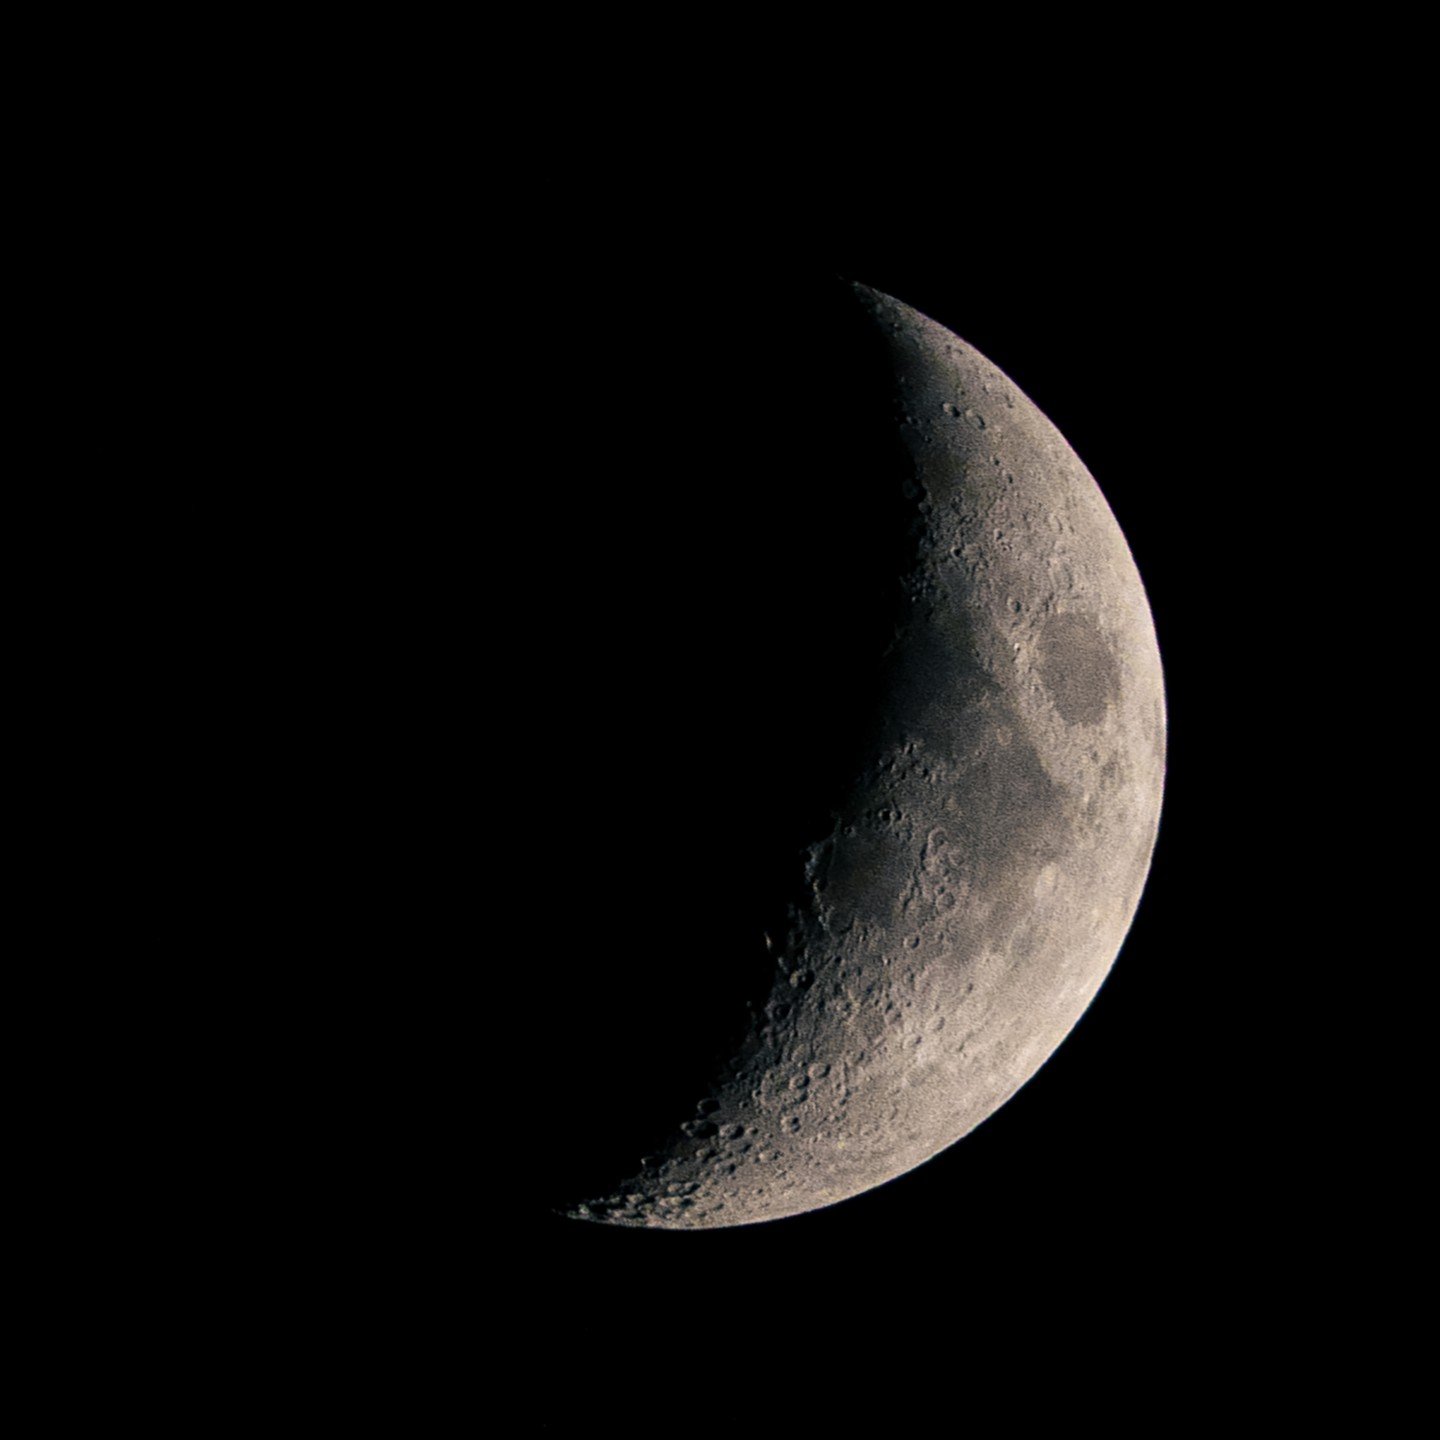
[84,47,1410,1424]
[169,179,1372,1419]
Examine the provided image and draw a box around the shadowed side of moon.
[527,272,921,1212]
[534,277,1165,1228]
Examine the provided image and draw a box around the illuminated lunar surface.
[564,283,1165,1229]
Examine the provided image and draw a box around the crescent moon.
[560,281,1165,1229]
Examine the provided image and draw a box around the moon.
[557,280,1165,1229]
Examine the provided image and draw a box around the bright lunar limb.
[565,283,1165,1229]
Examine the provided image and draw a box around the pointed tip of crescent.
[843,280,933,342]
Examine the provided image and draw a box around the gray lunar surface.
[568,284,1166,1229]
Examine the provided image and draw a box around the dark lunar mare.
[530,272,921,1209]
